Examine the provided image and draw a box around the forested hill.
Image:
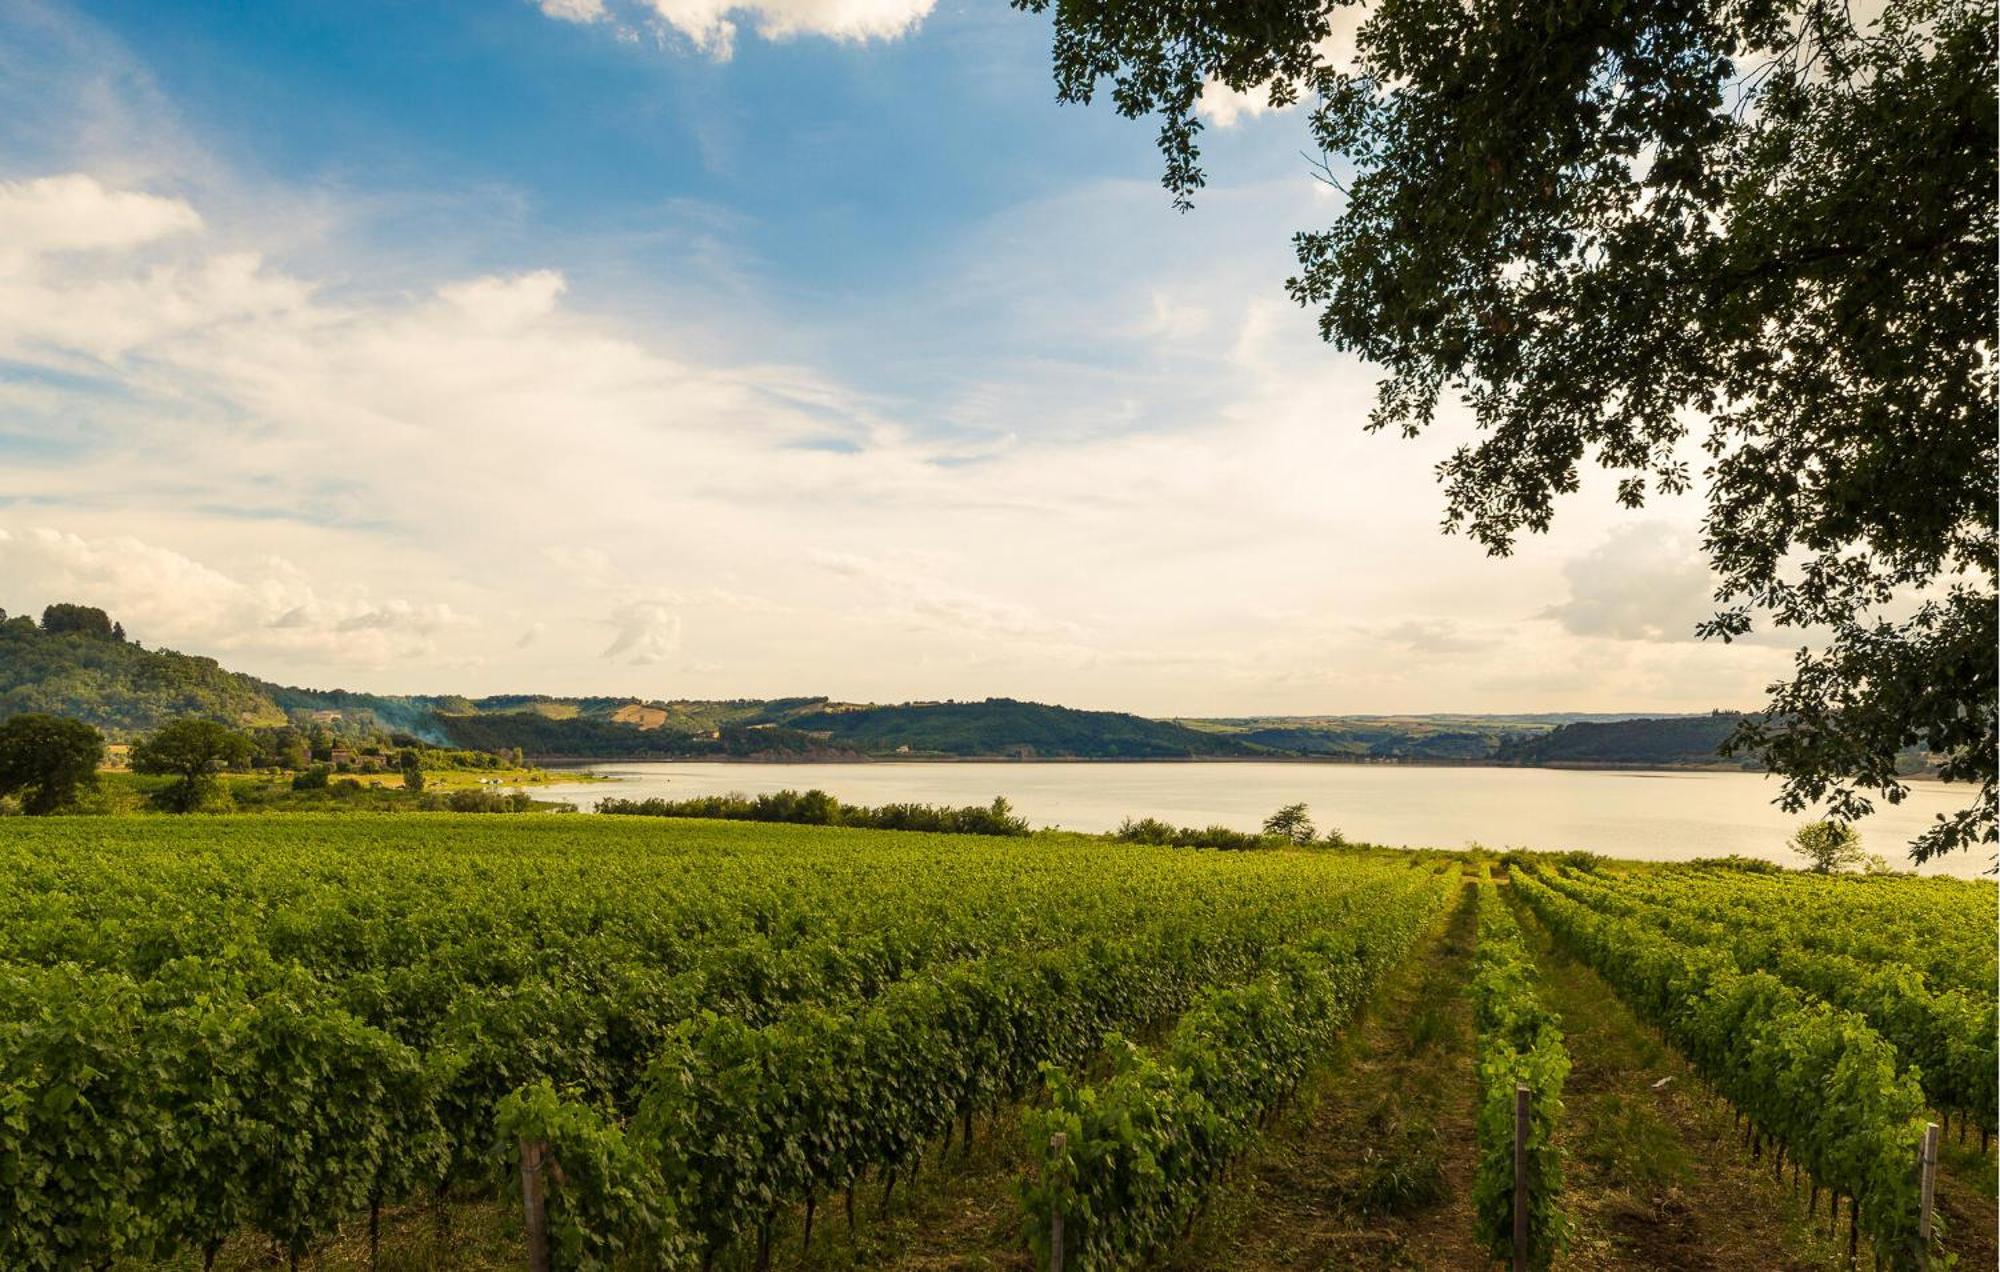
[788,700,1256,758]
[1492,713,1752,768]
[0,607,1249,757]
[0,601,1772,766]
[0,609,285,733]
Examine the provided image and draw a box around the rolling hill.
[0,601,1791,767]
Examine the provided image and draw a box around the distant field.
[0,817,1990,1270]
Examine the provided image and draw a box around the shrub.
[1111,816,1267,850]
[1790,820,1864,873]
[597,790,1030,836]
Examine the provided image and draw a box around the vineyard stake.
[1049,1131,1067,1272]
[1917,1121,1940,1266]
[519,1138,551,1272]
[1513,1083,1530,1272]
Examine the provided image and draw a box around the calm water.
[536,761,1994,879]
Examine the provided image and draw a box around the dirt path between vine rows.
[1162,879,1487,1270]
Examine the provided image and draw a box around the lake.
[535,761,1994,879]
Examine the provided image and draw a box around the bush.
[1262,802,1316,845]
[1688,854,1786,874]
[1112,815,1268,850]
[596,789,1030,836]
[291,765,332,791]
[443,788,537,814]
[1790,820,1864,873]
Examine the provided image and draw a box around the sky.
[0,0,1797,716]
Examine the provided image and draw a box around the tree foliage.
[0,611,283,735]
[0,713,104,814]
[598,788,1032,836]
[1791,819,1866,874]
[40,603,118,639]
[1016,0,1996,861]
[1262,802,1317,844]
[130,719,254,813]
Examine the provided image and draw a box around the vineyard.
[0,816,1992,1271]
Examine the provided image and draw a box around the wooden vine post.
[520,1138,551,1272]
[1916,1121,1940,1267]
[1048,1131,1067,1272]
[1512,1083,1530,1272]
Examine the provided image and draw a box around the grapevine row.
[0,819,1446,1268]
[502,866,1456,1267]
[1513,870,1935,1268]
[1016,875,1454,1268]
[1538,866,1997,1138]
[1470,884,1569,1269]
[1584,866,1995,1000]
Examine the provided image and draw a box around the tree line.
[0,710,537,816]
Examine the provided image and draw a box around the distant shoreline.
[535,754,1947,782]
[541,754,1758,773]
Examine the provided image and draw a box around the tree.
[399,748,424,792]
[131,719,253,813]
[0,713,104,814]
[40,603,115,639]
[1263,802,1316,845]
[1791,820,1865,874]
[1017,0,1995,862]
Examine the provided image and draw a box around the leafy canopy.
[1790,818,1865,873]
[0,713,104,814]
[131,718,254,813]
[40,603,118,639]
[1016,0,1995,862]
[1263,802,1317,844]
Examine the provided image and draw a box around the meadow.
[0,816,1992,1271]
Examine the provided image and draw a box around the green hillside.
[787,698,1257,758]
[1493,713,1751,767]
[1180,712,1659,761]
[0,609,284,735]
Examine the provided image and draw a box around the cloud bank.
[538,0,936,57]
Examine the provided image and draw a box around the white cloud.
[539,0,934,56]
[0,173,202,257]
[1194,12,1369,129]
[1375,618,1483,656]
[1543,523,1717,642]
[537,0,610,22]
[1137,290,1211,342]
[0,528,467,669]
[602,601,685,664]
[0,157,1771,713]
[1198,81,1292,129]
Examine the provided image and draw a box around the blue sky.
[0,0,1765,713]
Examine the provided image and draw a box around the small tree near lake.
[1263,803,1317,845]
[1790,820,1864,874]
